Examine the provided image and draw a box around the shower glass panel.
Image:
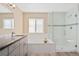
[48,6,79,52]
[53,26,65,52]
[65,25,77,52]
[65,7,78,52]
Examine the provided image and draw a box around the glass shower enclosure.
[48,5,79,52]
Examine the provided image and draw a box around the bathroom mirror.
[0,4,14,35]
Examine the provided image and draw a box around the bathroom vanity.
[0,35,27,56]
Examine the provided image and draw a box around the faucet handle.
[12,32,15,34]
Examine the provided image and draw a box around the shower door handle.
[75,45,77,48]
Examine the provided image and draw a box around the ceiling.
[16,3,79,12]
[0,3,78,13]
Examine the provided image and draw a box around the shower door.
[65,9,78,52]
[65,25,77,52]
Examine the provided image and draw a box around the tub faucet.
[44,38,48,43]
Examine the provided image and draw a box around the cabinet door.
[15,46,20,56]
[9,41,20,55]
[0,47,8,56]
[10,46,20,56]
[0,51,2,56]
[23,37,28,56]
[19,39,24,56]
[19,37,27,56]
[23,42,28,56]
[9,49,16,56]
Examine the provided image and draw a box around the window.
[29,18,44,33]
[3,18,14,29]
[29,18,35,33]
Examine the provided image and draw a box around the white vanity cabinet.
[9,46,20,56]
[0,52,1,56]
[19,37,27,56]
[0,47,9,56]
[23,37,28,56]
[19,39,24,56]
[0,36,27,56]
[9,36,27,56]
[9,41,20,56]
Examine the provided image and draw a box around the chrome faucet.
[11,32,15,37]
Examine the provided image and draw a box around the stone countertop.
[0,35,26,51]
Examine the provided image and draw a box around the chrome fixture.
[44,38,48,43]
[11,32,15,37]
[8,3,16,9]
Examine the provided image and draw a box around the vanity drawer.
[9,41,20,54]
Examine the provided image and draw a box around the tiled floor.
[56,52,79,56]
[26,52,79,56]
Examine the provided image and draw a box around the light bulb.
[8,3,16,9]
[12,4,16,8]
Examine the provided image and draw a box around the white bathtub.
[28,38,54,44]
[27,34,55,44]
[27,35,56,56]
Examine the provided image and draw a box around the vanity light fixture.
[8,3,16,9]
[12,4,16,8]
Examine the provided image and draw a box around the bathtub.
[28,38,54,44]
[27,33,54,44]
[27,35,56,56]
